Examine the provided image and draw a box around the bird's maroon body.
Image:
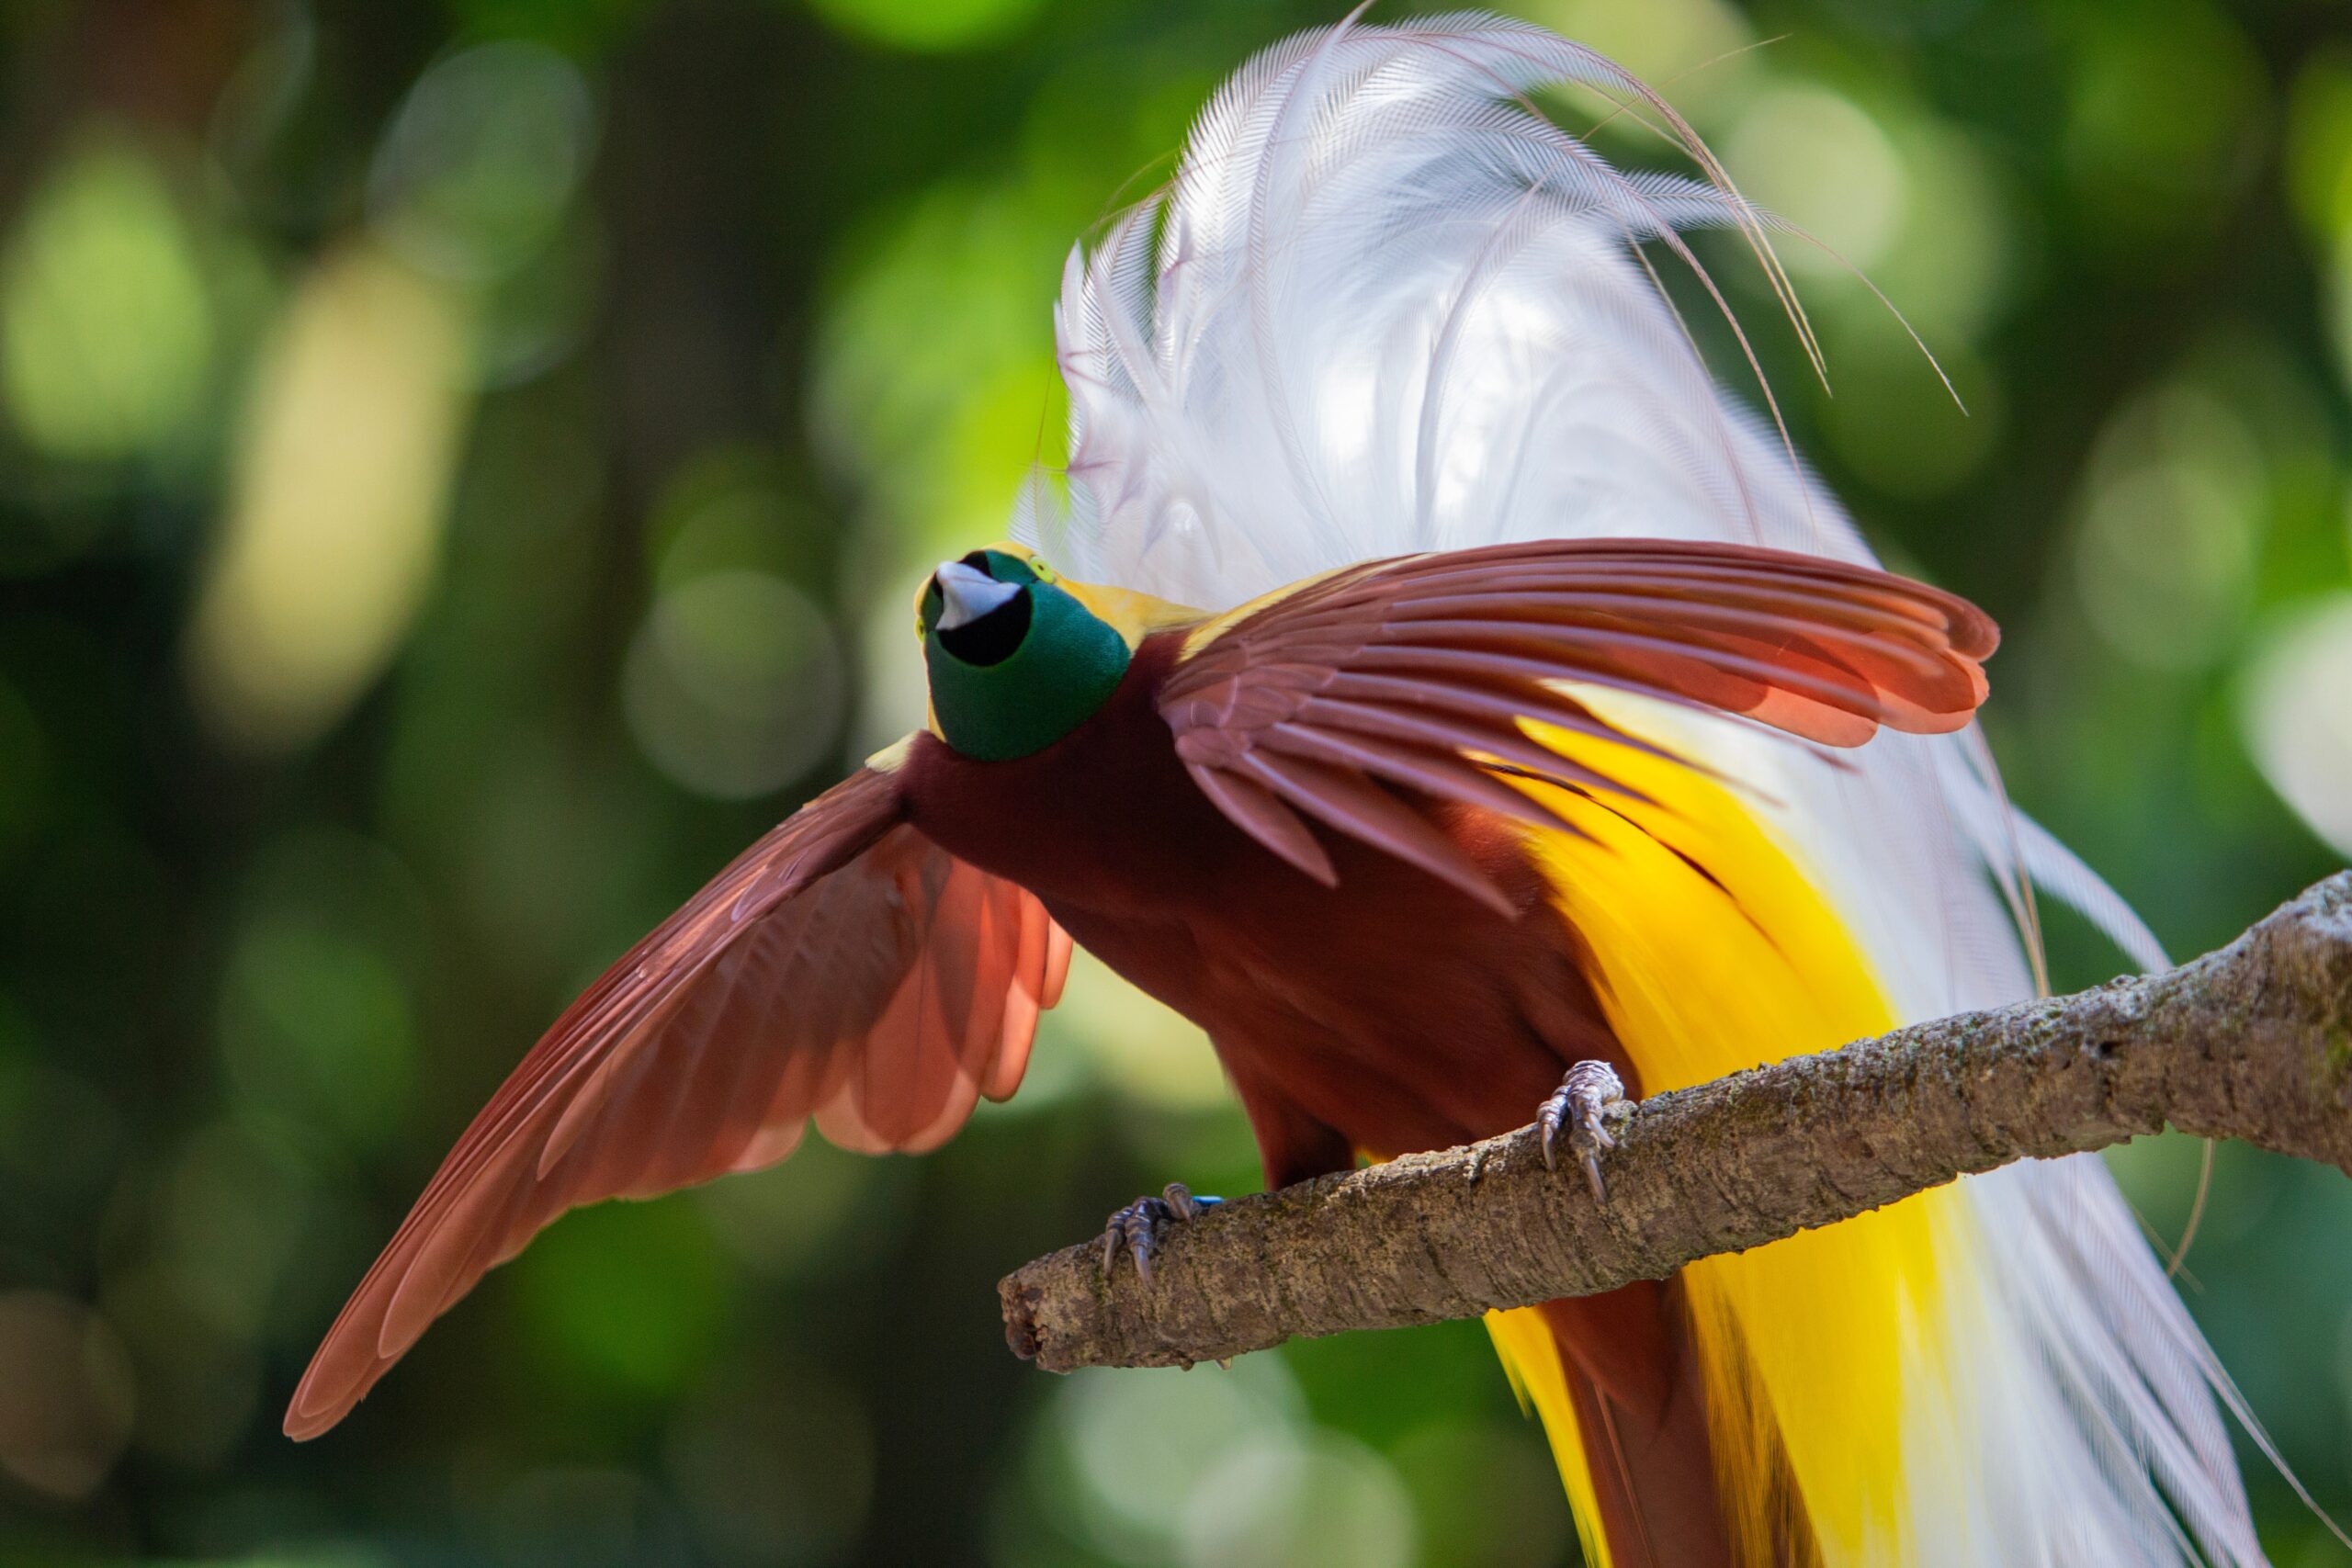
[909,632,1612,1176]
[908,630,1736,1565]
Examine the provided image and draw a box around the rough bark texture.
[1000,871,2352,1373]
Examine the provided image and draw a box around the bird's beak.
[933,560,1022,631]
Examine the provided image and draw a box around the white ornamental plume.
[1020,12,2288,1564]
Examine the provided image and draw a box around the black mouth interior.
[937,580,1032,666]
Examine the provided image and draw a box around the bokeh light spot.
[368,41,595,284]
[99,1257,265,1470]
[1054,946,1227,1111]
[1865,118,2017,339]
[185,242,472,752]
[647,446,828,594]
[802,0,1047,55]
[622,570,845,800]
[1726,85,1907,276]
[695,1135,912,1283]
[0,1292,135,1501]
[474,215,604,387]
[0,130,214,462]
[1178,1432,1417,1568]
[1047,1359,1306,1560]
[2071,383,2267,671]
[1528,0,1752,89]
[2238,593,2352,859]
[2287,53,2352,243]
[1023,1354,1420,1568]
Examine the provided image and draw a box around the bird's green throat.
[918,547,1131,761]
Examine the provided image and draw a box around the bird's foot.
[1539,1060,1634,1202]
[1101,1182,1221,1288]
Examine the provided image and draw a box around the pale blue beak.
[934,560,1022,631]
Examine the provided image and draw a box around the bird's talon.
[1163,1181,1212,1222]
[1101,1184,1222,1287]
[1539,1059,1631,1201]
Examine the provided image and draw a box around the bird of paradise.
[288,16,2271,1566]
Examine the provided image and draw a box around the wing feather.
[1160,537,1995,895]
[286,761,1068,1439]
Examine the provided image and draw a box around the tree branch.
[999,871,2352,1373]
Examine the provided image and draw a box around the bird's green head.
[917,545,1133,761]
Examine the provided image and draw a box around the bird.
[288,13,2274,1567]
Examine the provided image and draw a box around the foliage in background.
[0,0,2346,1563]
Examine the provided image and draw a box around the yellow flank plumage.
[1502,694,1972,1568]
[1487,1305,1616,1568]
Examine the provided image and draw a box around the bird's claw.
[1540,1060,1632,1202]
[1101,1182,1221,1288]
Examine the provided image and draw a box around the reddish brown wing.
[285,763,1072,1439]
[1159,538,1997,914]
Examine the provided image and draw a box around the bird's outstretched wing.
[1158,537,1996,913]
[286,757,1070,1439]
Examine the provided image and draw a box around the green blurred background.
[0,0,2348,1563]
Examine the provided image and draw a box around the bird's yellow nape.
[1053,574,1204,649]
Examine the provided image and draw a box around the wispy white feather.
[1020,12,2273,1565]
